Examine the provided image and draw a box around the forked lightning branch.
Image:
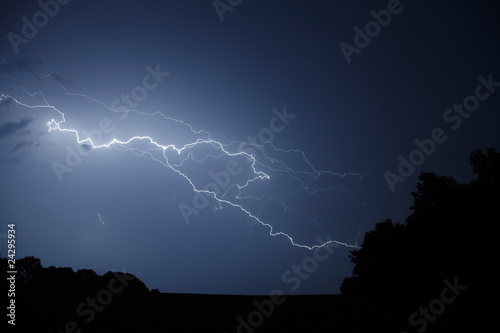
[0,81,364,251]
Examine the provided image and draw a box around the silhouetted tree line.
[341,148,499,305]
[0,255,150,293]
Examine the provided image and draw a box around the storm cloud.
[0,117,33,138]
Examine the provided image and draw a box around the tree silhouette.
[17,256,44,286]
[341,148,499,304]
[75,268,102,289]
[341,220,411,302]
[470,147,500,191]
[0,254,151,293]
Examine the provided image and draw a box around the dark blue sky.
[1,0,499,294]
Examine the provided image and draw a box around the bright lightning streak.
[0,82,370,251]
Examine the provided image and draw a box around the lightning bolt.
[0,74,378,251]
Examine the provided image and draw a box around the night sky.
[1,0,499,295]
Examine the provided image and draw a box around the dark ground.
[8,284,492,333]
